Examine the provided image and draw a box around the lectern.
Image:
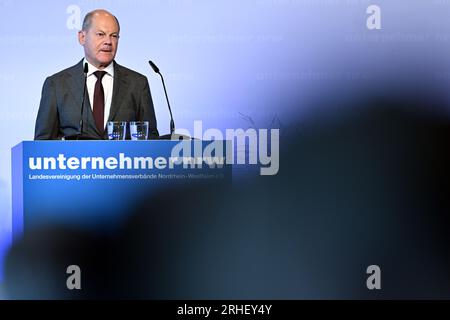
[11,140,230,240]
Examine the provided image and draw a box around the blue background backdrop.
[2,0,450,298]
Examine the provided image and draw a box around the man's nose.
[103,36,114,44]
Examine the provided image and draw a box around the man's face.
[78,13,119,69]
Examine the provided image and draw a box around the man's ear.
[78,30,85,45]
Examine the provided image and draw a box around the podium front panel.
[11,140,231,237]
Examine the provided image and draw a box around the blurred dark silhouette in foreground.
[4,93,450,299]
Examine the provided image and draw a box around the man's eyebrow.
[95,30,119,35]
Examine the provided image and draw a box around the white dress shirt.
[84,59,114,129]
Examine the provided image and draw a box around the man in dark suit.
[34,9,159,140]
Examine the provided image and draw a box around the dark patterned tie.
[93,71,107,133]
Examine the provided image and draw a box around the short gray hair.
[82,10,120,32]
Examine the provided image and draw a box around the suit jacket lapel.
[66,59,85,106]
[108,62,129,122]
[67,59,102,138]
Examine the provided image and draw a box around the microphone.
[78,62,89,135]
[148,60,175,137]
[63,62,90,140]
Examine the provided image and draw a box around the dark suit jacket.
[34,59,159,140]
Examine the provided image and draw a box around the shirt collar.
[83,58,115,77]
